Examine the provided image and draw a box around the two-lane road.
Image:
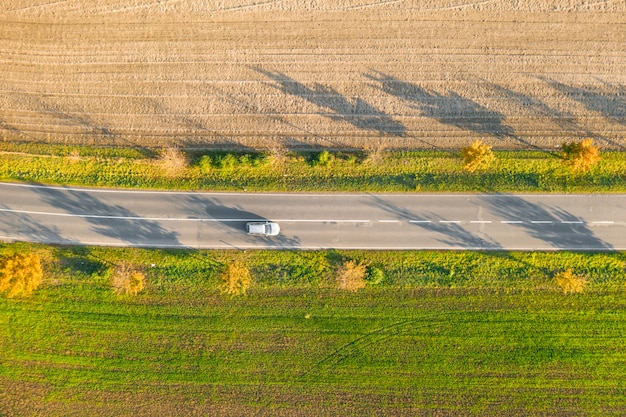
[1,182,625,250]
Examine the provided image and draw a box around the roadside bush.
[0,253,43,298]
[313,150,334,167]
[336,260,367,292]
[220,260,251,296]
[561,138,600,172]
[159,147,188,177]
[198,155,213,173]
[112,262,145,296]
[268,145,289,168]
[219,154,238,171]
[363,145,388,166]
[366,266,385,285]
[66,149,81,164]
[554,269,586,294]
[461,140,495,172]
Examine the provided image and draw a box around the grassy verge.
[1,244,626,416]
[1,142,625,192]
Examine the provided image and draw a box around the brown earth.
[1,1,625,151]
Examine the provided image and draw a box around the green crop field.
[1,244,625,416]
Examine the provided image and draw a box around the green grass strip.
[1,143,625,192]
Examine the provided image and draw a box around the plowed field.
[2,0,625,150]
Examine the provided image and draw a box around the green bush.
[314,150,334,167]
[366,266,385,285]
[219,154,238,170]
[198,155,213,173]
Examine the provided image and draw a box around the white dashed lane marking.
[0,208,618,226]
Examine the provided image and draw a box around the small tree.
[111,262,145,296]
[268,144,289,168]
[336,260,367,292]
[159,147,188,177]
[220,260,251,296]
[461,140,495,172]
[561,138,600,172]
[363,144,387,166]
[555,269,586,294]
[0,253,43,298]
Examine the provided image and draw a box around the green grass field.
[1,143,625,192]
[1,244,625,416]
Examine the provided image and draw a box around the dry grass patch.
[220,260,251,297]
[66,149,81,164]
[111,262,145,296]
[555,269,587,294]
[267,145,290,168]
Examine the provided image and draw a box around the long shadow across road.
[481,194,613,250]
[33,186,182,247]
[367,195,503,249]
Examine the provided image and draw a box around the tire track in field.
[344,0,404,10]
[297,316,446,382]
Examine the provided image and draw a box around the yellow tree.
[336,260,367,292]
[0,253,43,298]
[561,138,600,172]
[220,260,251,296]
[555,269,586,294]
[111,262,145,296]
[461,140,495,172]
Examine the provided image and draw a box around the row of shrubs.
[0,252,383,298]
[0,250,604,300]
[462,138,600,172]
[158,138,601,177]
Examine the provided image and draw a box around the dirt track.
[1,0,625,150]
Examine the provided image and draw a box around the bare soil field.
[1,0,625,150]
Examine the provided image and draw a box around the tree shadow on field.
[536,77,626,149]
[365,71,545,150]
[33,186,182,247]
[482,194,612,250]
[4,87,156,156]
[473,78,625,151]
[366,195,502,249]
[254,67,406,137]
[182,195,301,248]
[538,77,626,126]
[140,97,250,151]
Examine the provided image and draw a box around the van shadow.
[183,195,301,248]
[365,71,546,150]
[481,194,613,250]
[33,186,182,247]
[254,67,406,137]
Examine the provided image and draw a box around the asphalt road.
[1,182,625,250]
